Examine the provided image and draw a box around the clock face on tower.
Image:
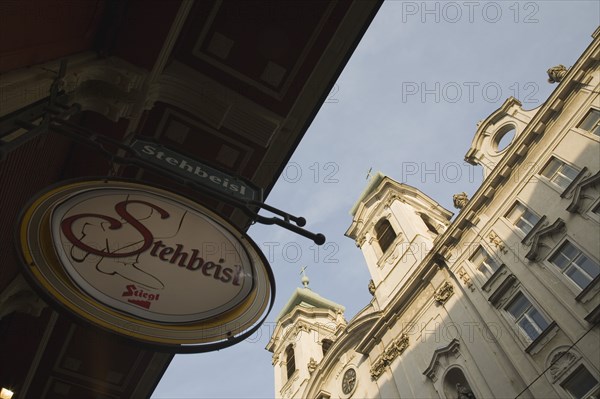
[341,368,357,395]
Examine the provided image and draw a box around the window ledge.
[482,264,508,293]
[488,273,518,308]
[576,273,600,304]
[525,321,559,355]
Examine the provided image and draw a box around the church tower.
[266,270,346,399]
[345,172,453,309]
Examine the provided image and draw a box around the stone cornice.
[524,218,566,261]
[427,33,600,260]
[563,168,600,213]
[422,338,460,381]
[346,178,452,240]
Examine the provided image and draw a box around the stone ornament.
[456,383,476,399]
[548,350,578,382]
[487,231,508,254]
[370,334,409,380]
[547,64,568,83]
[453,192,469,209]
[368,279,376,295]
[457,268,475,292]
[434,281,454,305]
[308,357,318,374]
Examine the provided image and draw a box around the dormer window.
[375,218,396,253]
[285,344,296,379]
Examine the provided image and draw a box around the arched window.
[443,367,476,399]
[420,214,439,234]
[285,344,296,379]
[322,339,333,356]
[375,218,396,253]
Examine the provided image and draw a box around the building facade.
[267,27,600,399]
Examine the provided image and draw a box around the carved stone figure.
[368,279,376,295]
[456,383,476,399]
[307,357,317,374]
[453,192,469,209]
[547,64,568,83]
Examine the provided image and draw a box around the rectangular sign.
[131,139,261,202]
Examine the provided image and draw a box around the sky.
[152,2,600,398]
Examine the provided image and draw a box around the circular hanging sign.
[17,179,275,352]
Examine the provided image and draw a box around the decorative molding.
[457,268,475,292]
[481,264,508,293]
[64,57,148,122]
[564,169,600,213]
[488,274,518,308]
[272,353,279,365]
[423,338,460,381]
[0,274,47,320]
[308,357,318,374]
[561,167,590,199]
[453,192,469,209]
[370,334,409,380]
[335,354,356,379]
[281,371,300,399]
[295,321,312,334]
[434,281,454,305]
[487,231,508,254]
[547,349,579,382]
[357,235,367,247]
[379,234,406,267]
[547,64,569,83]
[385,194,401,208]
[522,215,547,245]
[368,279,376,296]
[524,218,566,261]
[584,302,600,324]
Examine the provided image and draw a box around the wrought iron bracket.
[0,60,326,245]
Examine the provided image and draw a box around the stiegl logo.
[122,284,160,309]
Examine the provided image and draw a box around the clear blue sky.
[153,2,600,398]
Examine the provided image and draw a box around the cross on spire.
[300,265,310,288]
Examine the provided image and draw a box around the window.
[562,365,599,399]
[375,219,396,253]
[505,291,550,342]
[593,202,600,216]
[321,339,333,356]
[285,345,295,379]
[549,241,600,290]
[540,157,580,191]
[578,108,600,136]
[421,214,439,234]
[470,246,501,279]
[506,201,541,235]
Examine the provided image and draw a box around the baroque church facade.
[266,28,600,399]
